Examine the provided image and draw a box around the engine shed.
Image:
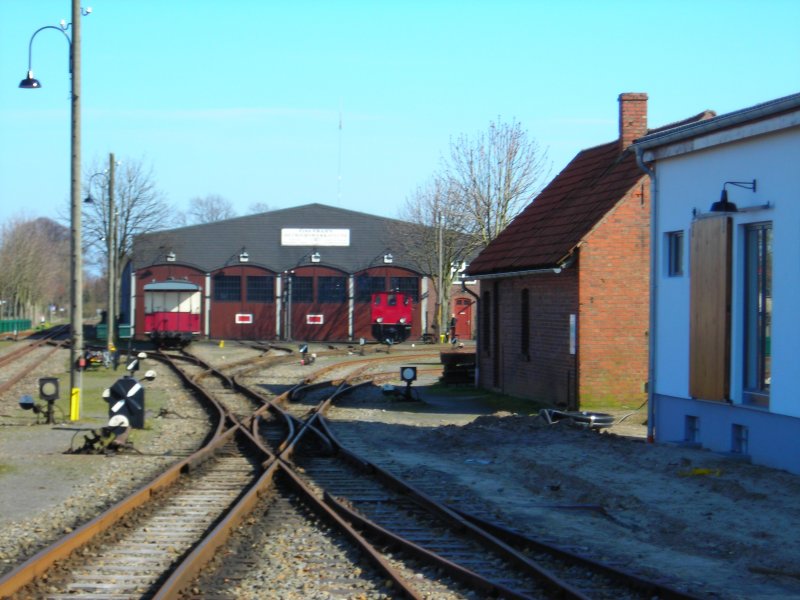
[124,203,449,343]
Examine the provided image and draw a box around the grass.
[16,358,171,445]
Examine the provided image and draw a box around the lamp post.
[85,153,117,354]
[20,1,88,418]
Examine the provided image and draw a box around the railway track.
[0,325,69,398]
[1,346,700,599]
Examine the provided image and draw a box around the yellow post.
[70,387,80,420]
[219,340,224,348]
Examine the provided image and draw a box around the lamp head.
[710,188,738,213]
[19,71,41,89]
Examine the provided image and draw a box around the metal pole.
[107,153,116,353]
[286,272,292,341]
[69,0,83,413]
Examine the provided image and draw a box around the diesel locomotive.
[370,291,413,344]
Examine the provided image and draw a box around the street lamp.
[85,154,117,355]
[19,2,89,419]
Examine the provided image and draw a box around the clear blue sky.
[1,0,798,228]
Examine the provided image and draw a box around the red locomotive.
[370,291,412,344]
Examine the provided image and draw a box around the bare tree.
[402,176,470,339]
[402,119,549,338]
[447,118,550,249]
[183,194,237,225]
[83,158,172,277]
[0,217,69,321]
[248,202,270,215]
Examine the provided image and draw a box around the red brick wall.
[619,92,648,150]
[578,178,650,408]
[477,268,579,406]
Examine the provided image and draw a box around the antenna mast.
[337,99,343,202]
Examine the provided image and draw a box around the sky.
[1,0,799,229]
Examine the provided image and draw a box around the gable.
[467,144,646,275]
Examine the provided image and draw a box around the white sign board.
[281,228,350,247]
[235,314,253,324]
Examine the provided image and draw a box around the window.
[667,230,684,276]
[318,276,347,303]
[743,222,772,406]
[391,277,419,302]
[356,275,384,302]
[290,276,313,303]
[213,275,241,302]
[521,289,530,356]
[246,276,274,303]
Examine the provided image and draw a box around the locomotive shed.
[127,203,477,346]
[2,342,800,598]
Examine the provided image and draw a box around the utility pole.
[107,152,116,354]
[70,0,84,415]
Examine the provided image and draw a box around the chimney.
[618,92,648,150]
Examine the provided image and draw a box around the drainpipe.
[635,146,657,444]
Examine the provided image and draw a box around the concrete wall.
[651,122,800,472]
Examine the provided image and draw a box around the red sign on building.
[235,314,253,324]
[306,314,324,325]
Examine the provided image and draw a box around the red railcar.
[370,291,412,343]
[143,281,201,347]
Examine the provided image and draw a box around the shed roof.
[132,203,424,274]
[635,91,800,151]
[466,111,714,276]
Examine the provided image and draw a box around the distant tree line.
[0,156,270,325]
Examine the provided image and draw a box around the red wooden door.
[454,298,473,340]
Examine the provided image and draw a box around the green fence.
[0,319,32,334]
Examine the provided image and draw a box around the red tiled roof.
[467,142,642,274]
[467,110,715,276]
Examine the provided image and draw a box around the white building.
[634,92,800,474]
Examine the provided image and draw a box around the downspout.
[635,146,657,444]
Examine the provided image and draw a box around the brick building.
[466,94,713,409]
[123,204,456,344]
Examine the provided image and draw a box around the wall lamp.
[310,251,321,263]
[166,251,176,262]
[710,180,757,213]
[383,253,393,264]
[239,248,250,263]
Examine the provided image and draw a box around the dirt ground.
[324,371,800,600]
[2,344,800,598]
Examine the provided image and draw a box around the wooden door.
[689,216,732,401]
[454,297,473,339]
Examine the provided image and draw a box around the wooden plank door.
[689,216,732,401]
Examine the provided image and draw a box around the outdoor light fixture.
[19,4,91,420]
[84,156,118,355]
[383,253,393,264]
[239,248,249,263]
[310,251,321,263]
[710,180,757,213]
[166,251,176,262]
